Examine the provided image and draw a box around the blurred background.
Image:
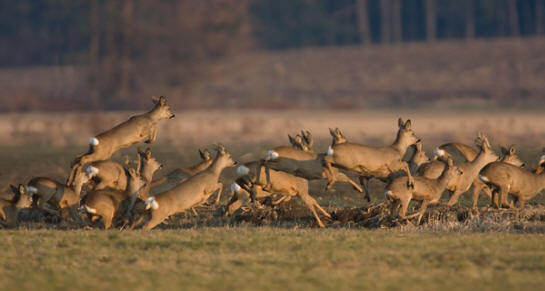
[1,0,545,149]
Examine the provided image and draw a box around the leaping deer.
[67,96,175,185]
[323,118,421,202]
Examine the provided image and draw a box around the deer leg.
[36,196,59,215]
[499,186,511,208]
[402,162,414,188]
[416,200,430,225]
[359,176,371,202]
[191,207,198,217]
[213,183,223,204]
[271,195,289,206]
[322,156,337,190]
[142,212,168,230]
[471,182,483,209]
[298,192,330,228]
[398,197,410,220]
[446,190,464,207]
[334,172,362,192]
[145,127,158,144]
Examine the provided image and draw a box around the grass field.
[1,228,544,291]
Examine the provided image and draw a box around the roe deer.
[67,96,175,185]
[83,168,147,229]
[138,145,236,230]
[262,130,362,193]
[0,185,33,228]
[419,142,523,208]
[149,149,213,195]
[479,155,545,209]
[323,118,420,202]
[385,158,463,225]
[27,170,91,222]
[226,161,331,228]
[417,133,498,207]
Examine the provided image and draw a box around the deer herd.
[1,96,545,229]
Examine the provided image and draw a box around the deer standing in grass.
[479,155,545,209]
[83,168,147,229]
[67,96,175,186]
[417,134,498,207]
[137,145,236,230]
[418,141,522,208]
[149,149,213,195]
[226,161,331,228]
[385,158,463,225]
[0,185,33,228]
[26,170,91,222]
[323,118,421,202]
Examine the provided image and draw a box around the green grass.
[1,228,544,291]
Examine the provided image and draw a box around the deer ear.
[404,120,412,130]
[152,96,159,104]
[159,96,166,105]
[129,168,136,176]
[329,128,336,137]
[10,184,19,194]
[447,158,453,167]
[335,128,342,136]
[199,149,205,159]
[500,146,508,155]
[416,141,422,151]
[398,118,404,128]
[145,148,152,159]
[18,184,26,194]
[509,145,516,155]
[288,134,295,144]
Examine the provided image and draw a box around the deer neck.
[391,132,411,155]
[533,173,545,191]
[146,105,164,121]
[209,157,227,177]
[468,151,495,176]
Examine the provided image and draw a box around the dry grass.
[1,228,545,291]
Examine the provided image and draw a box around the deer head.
[214,144,237,169]
[396,118,420,148]
[10,184,33,208]
[500,145,525,167]
[151,96,175,119]
[329,127,347,145]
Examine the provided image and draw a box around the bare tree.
[392,0,402,43]
[537,0,544,35]
[465,0,475,39]
[380,0,392,43]
[507,0,520,37]
[356,0,371,45]
[425,0,437,41]
[88,0,101,109]
[120,0,134,103]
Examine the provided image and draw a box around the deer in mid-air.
[479,155,545,209]
[136,144,236,230]
[226,161,331,228]
[67,96,175,186]
[385,157,463,225]
[323,118,421,202]
[0,185,33,228]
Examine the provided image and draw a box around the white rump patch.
[86,166,99,177]
[236,165,250,176]
[327,146,334,156]
[231,182,242,193]
[478,174,489,182]
[384,190,393,197]
[433,147,446,157]
[84,205,97,214]
[540,155,545,164]
[89,137,100,146]
[145,197,159,210]
[25,185,38,194]
[266,150,279,160]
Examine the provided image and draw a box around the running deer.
[323,118,421,202]
[419,142,523,208]
[0,185,33,228]
[149,149,213,195]
[26,170,91,222]
[418,133,499,207]
[262,131,362,193]
[386,158,463,225]
[479,155,545,209]
[83,168,147,229]
[67,96,175,185]
[226,161,331,228]
[138,144,236,230]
